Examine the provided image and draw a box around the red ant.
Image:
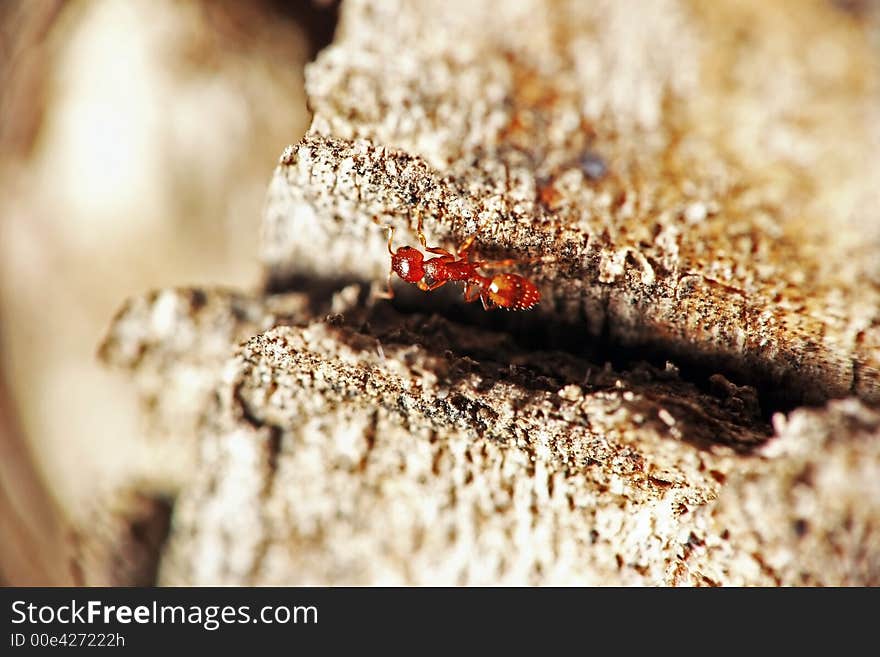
[376,215,540,310]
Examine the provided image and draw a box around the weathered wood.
[101,292,878,585]
[99,0,880,585]
[158,307,879,585]
[263,0,880,407]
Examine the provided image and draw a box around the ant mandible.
[377,213,540,311]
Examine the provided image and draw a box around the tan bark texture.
[98,0,880,585]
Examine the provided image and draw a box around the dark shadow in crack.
[365,281,802,422]
[297,289,775,454]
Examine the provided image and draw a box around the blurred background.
[0,0,336,584]
[3,0,877,587]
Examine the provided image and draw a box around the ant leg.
[414,209,454,257]
[463,283,482,303]
[457,234,478,259]
[480,293,496,311]
[374,268,395,299]
[422,244,454,258]
[417,280,448,292]
[426,245,454,257]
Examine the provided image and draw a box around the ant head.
[487,273,541,310]
[391,246,425,283]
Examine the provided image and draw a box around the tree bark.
[98,0,880,585]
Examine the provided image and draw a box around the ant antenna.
[386,226,395,255]
[372,215,397,255]
[414,209,429,250]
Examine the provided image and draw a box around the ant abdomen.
[486,274,541,310]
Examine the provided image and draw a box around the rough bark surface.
[98,0,880,585]
[263,0,880,406]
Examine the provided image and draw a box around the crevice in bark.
[260,273,815,432]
